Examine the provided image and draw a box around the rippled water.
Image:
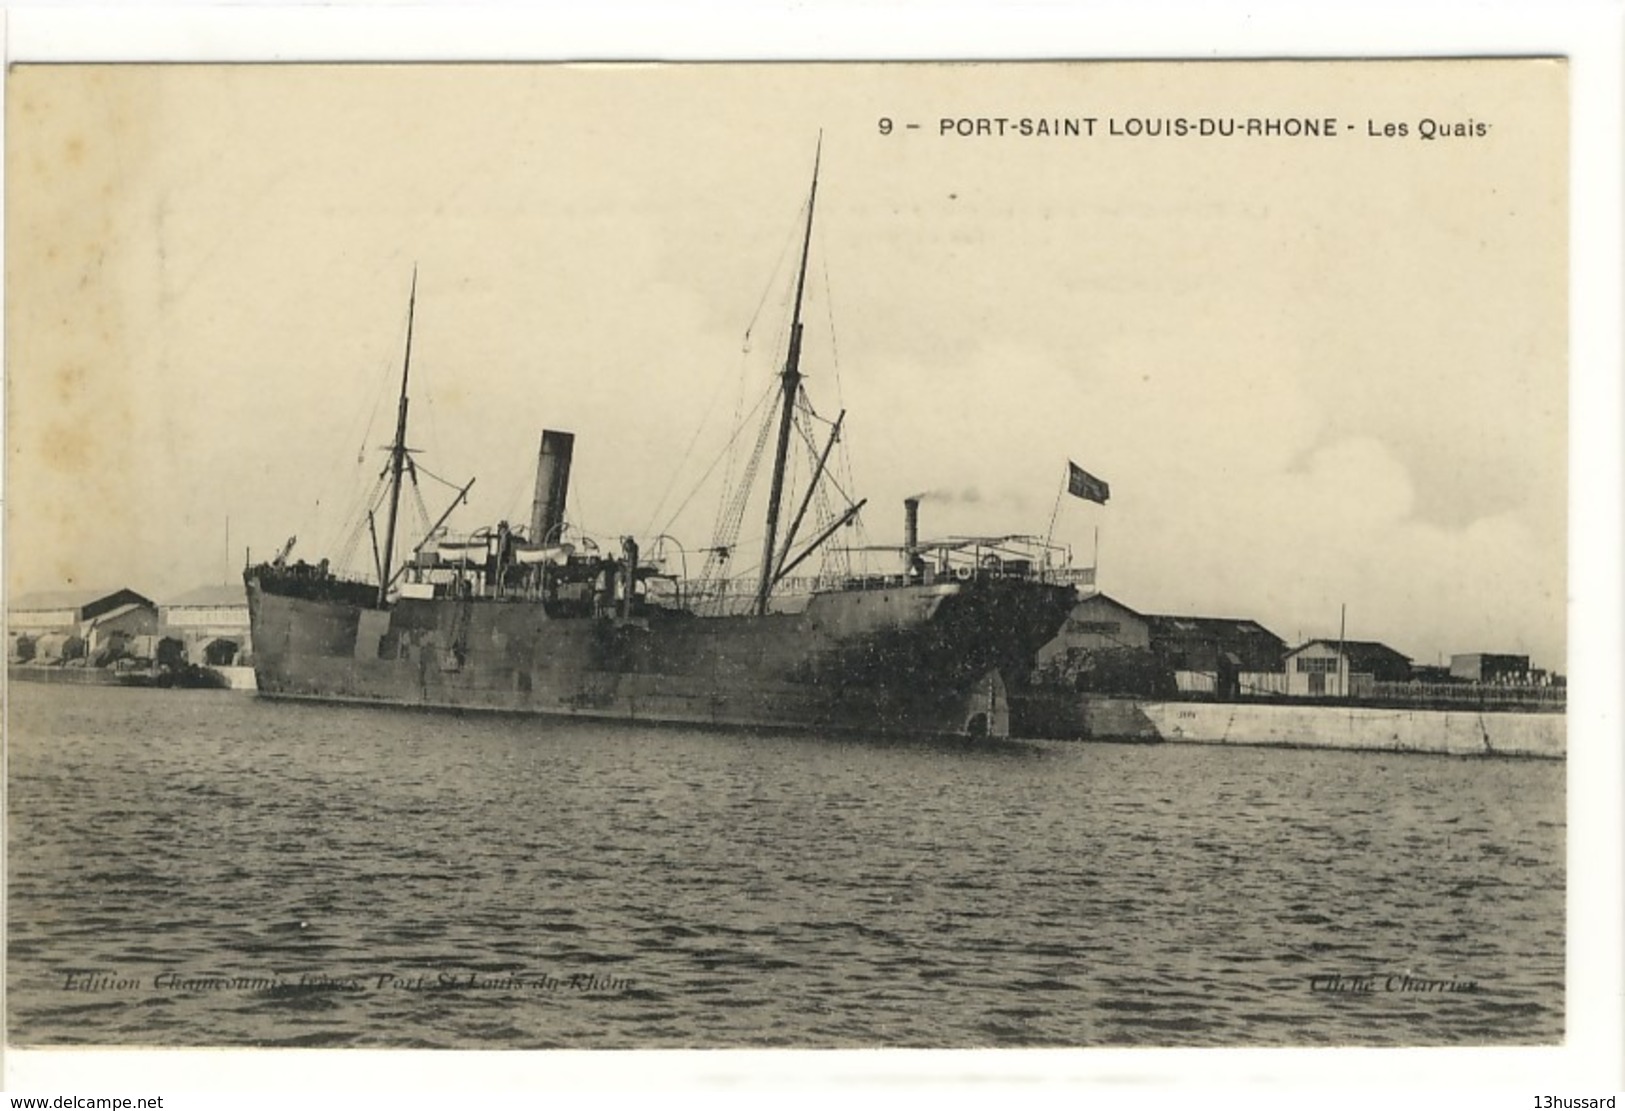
[7,683,1563,1047]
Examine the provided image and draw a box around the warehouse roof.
[1145,614,1284,642]
[164,584,249,608]
[1289,638,1412,670]
[86,602,153,626]
[1073,592,1147,618]
[8,587,152,615]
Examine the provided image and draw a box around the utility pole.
[1338,603,1347,699]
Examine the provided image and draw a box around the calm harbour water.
[7,683,1564,1048]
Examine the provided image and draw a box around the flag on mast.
[1066,461,1110,505]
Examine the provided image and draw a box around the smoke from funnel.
[912,487,983,505]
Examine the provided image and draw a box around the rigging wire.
[420,355,441,473]
[303,292,416,560]
[588,190,841,606]
[708,399,776,559]
[728,277,794,512]
[330,468,385,570]
[816,246,863,543]
[658,381,778,542]
[411,463,469,494]
[640,352,761,541]
[820,250,845,406]
[684,183,866,601]
[794,392,851,581]
[569,481,588,547]
[741,197,811,354]
[409,462,434,543]
[353,345,397,464]
[696,395,777,608]
[710,217,799,522]
[787,394,856,511]
[334,472,390,578]
[497,465,533,537]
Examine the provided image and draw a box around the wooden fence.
[1366,681,1566,709]
[1167,671,1566,710]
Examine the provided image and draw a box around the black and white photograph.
[3,17,1620,1097]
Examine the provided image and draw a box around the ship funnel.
[904,497,920,555]
[530,430,575,545]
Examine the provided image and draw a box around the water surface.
[7,684,1564,1047]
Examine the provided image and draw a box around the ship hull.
[246,576,1074,739]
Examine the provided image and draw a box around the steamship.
[244,149,1080,738]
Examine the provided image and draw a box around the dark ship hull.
[246,151,1083,738]
[245,571,1075,738]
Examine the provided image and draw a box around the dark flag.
[1066,461,1110,505]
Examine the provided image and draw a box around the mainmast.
[378,268,417,607]
[754,138,821,616]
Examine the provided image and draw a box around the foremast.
[378,268,418,607]
[754,139,822,617]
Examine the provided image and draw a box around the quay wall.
[9,664,257,692]
[212,666,258,692]
[1016,693,1565,758]
[8,665,122,686]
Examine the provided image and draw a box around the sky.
[7,60,1568,669]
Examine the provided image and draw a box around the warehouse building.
[159,584,253,667]
[1033,593,1167,695]
[1144,614,1287,699]
[1037,592,1150,664]
[9,587,157,662]
[1146,615,1286,673]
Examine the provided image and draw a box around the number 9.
[878,118,893,136]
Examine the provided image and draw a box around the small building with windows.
[1449,653,1532,684]
[1285,639,1412,698]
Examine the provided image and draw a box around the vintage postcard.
[3,27,1616,1099]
